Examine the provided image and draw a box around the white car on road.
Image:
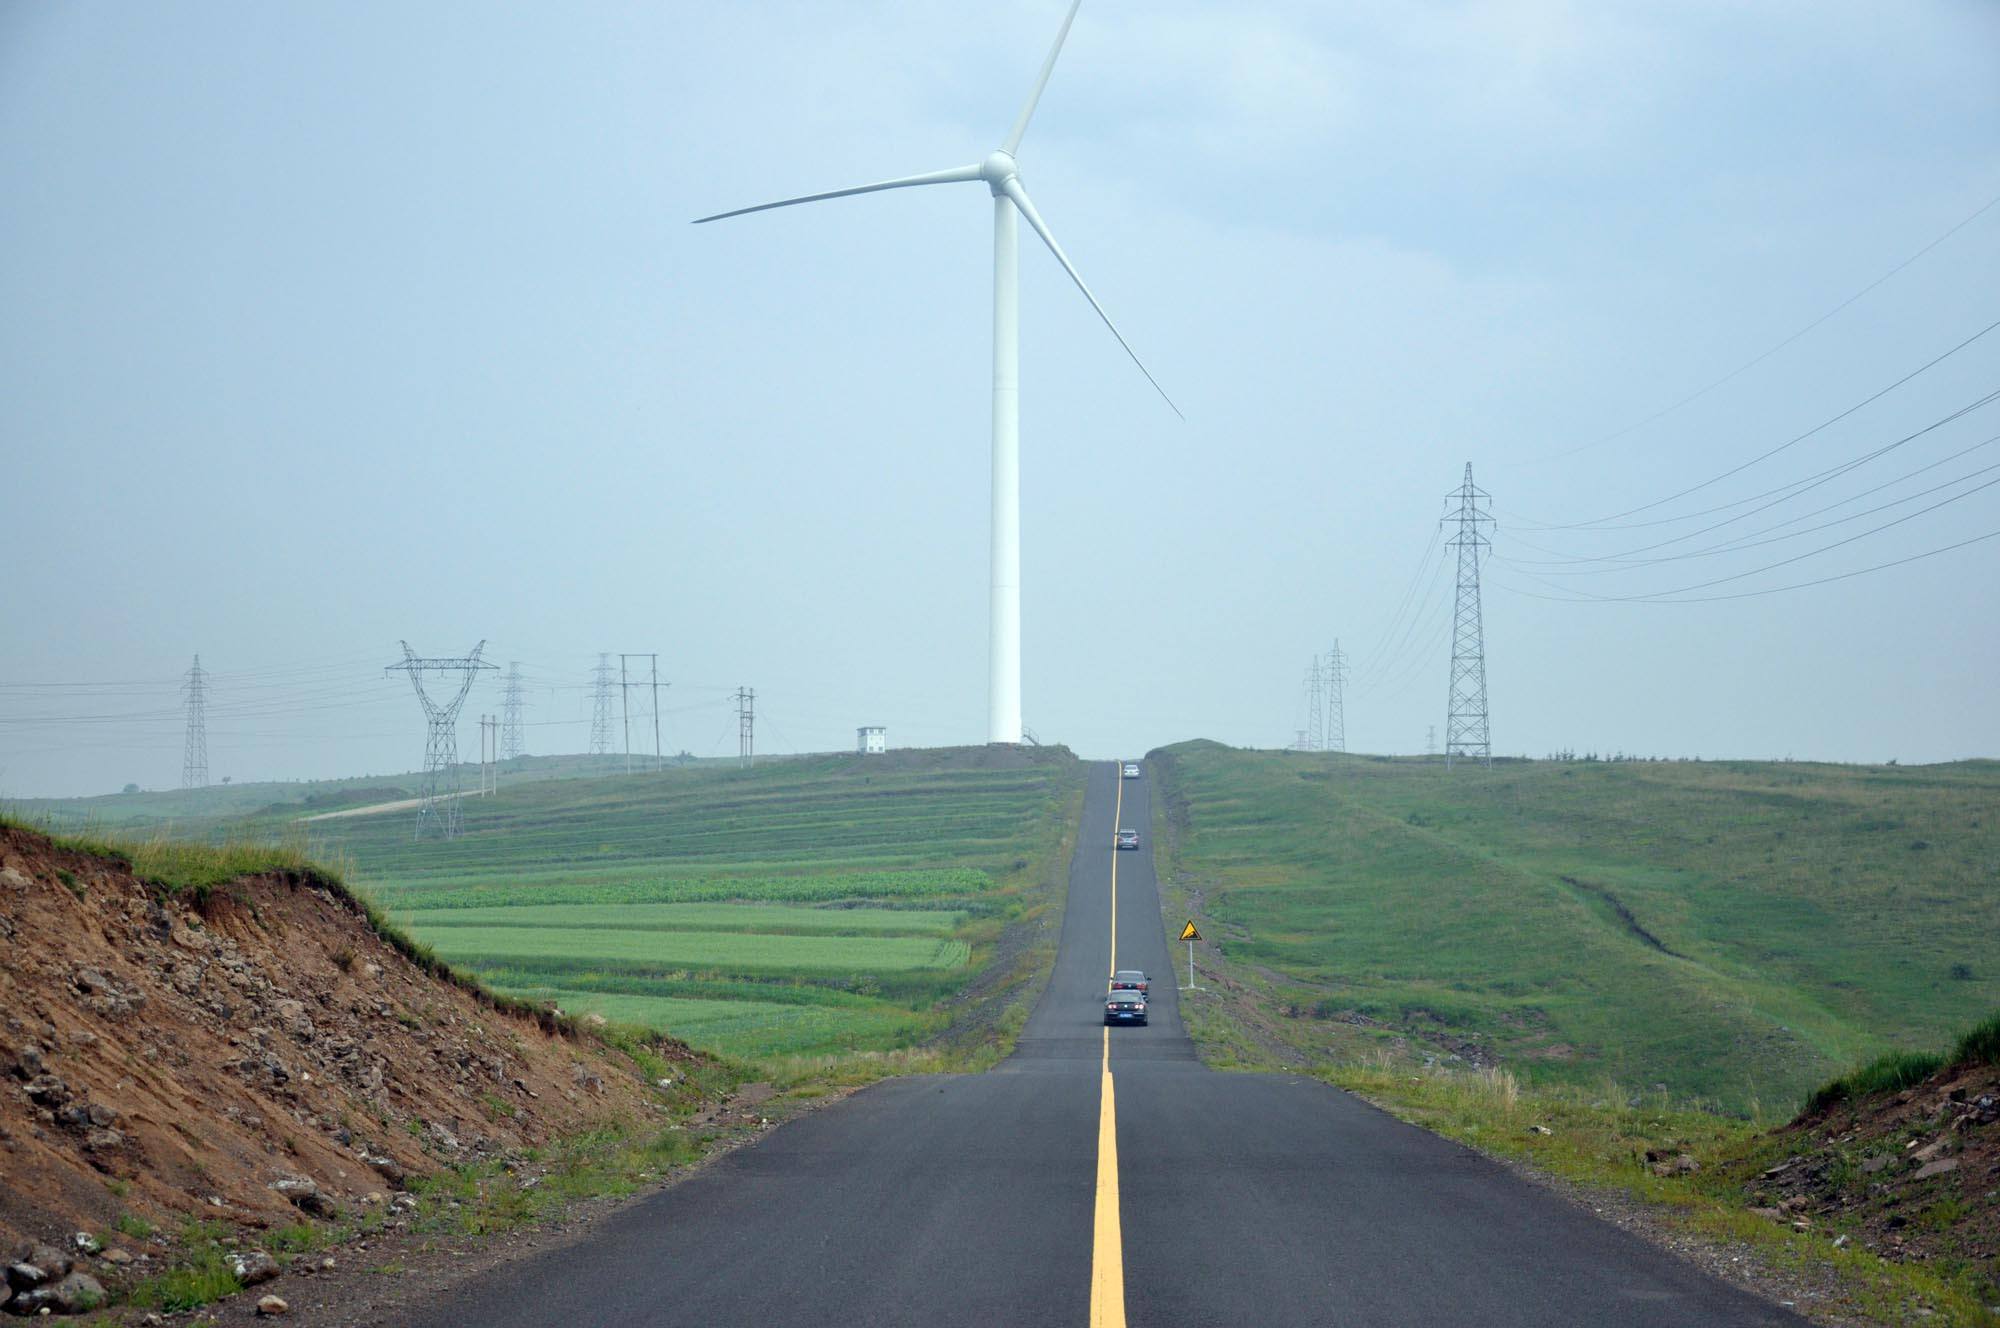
[1122,762,1141,778]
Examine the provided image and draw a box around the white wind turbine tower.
[695,0,1178,745]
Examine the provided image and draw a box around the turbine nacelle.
[979,150,1021,193]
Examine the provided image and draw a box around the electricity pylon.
[589,654,615,756]
[736,687,756,767]
[1442,463,1494,769]
[385,642,495,838]
[501,662,526,761]
[181,655,208,789]
[1304,658,1325,752]
[1324,640,1349,754]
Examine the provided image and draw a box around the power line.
[1527,188,2000,464]
[1504,450,2000,576]
[1520,317,2000,531]
[1497,527,2000,606]
[1494,470,2000,603]
[1503,386,2000,557]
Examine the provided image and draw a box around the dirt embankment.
[0,824,686,1282]
[1752,1058,1998,1277]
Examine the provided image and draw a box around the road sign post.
[1179,919,1202,991]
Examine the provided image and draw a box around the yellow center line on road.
[1091,768,1127,1328]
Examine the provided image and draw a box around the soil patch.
[0,824,693,1292]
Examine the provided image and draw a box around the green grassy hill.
[1151,741,2000,1112]
[294,746,1084,1070]
[7,750,643,829]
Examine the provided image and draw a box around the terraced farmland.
[301,747,1082,1069]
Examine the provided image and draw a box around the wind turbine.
[694,0,1178,746]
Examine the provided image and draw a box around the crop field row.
[370,868,994,910]
[397,902,967,936]
[497,988,934,1060]
[397,919,972,975]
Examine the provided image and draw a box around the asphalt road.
[405,761,1801,1327]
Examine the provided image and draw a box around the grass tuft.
[1951,1009,2000,1067]
[1803,1051,1949,1115]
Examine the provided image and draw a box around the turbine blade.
[693,164,983,224]
[1001,178,1182,419]
[1002,0,1084,155]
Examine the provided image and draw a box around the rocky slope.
[0,823,690,1307]
[1748,1048,1998,1300]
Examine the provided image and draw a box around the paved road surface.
[406,762,1799,1327]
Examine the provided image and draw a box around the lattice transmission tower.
[589,654,616,756]
[181,655,209,789]
[1303,658,1325,752]
[501,662,526,761]
[1442,463,1494,769]
[736,687,756,767]
[1324,640,1349,754]
[385,641,495,839]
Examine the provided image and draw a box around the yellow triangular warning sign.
[1179,920,1201,941]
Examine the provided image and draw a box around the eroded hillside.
[0,823,693,1294]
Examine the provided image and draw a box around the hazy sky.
[4,1,1998,796]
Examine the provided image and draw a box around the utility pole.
[385,642,495,838]
[1442,463,1494,770]
[1304,658,1325,753]
[501,662,525,761]
[478,715,493,795]
[589,654,615,756]
[615,653,666,773]
[181,655,209,790]
[1325,640,1349,754]
[736,687,756,767]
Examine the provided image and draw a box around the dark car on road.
[1104,990,1148,1025]
[1115,828,1139,850]
[1109,969,1149,997]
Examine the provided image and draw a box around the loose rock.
[228,1251,280,1287]
[44,1271,105,1313]
[256,1293,290,1317]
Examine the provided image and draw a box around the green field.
[398,902,969,935]
[1152,741,2000,1111]
[392,923,971,976]
[296,747,1082,1069]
